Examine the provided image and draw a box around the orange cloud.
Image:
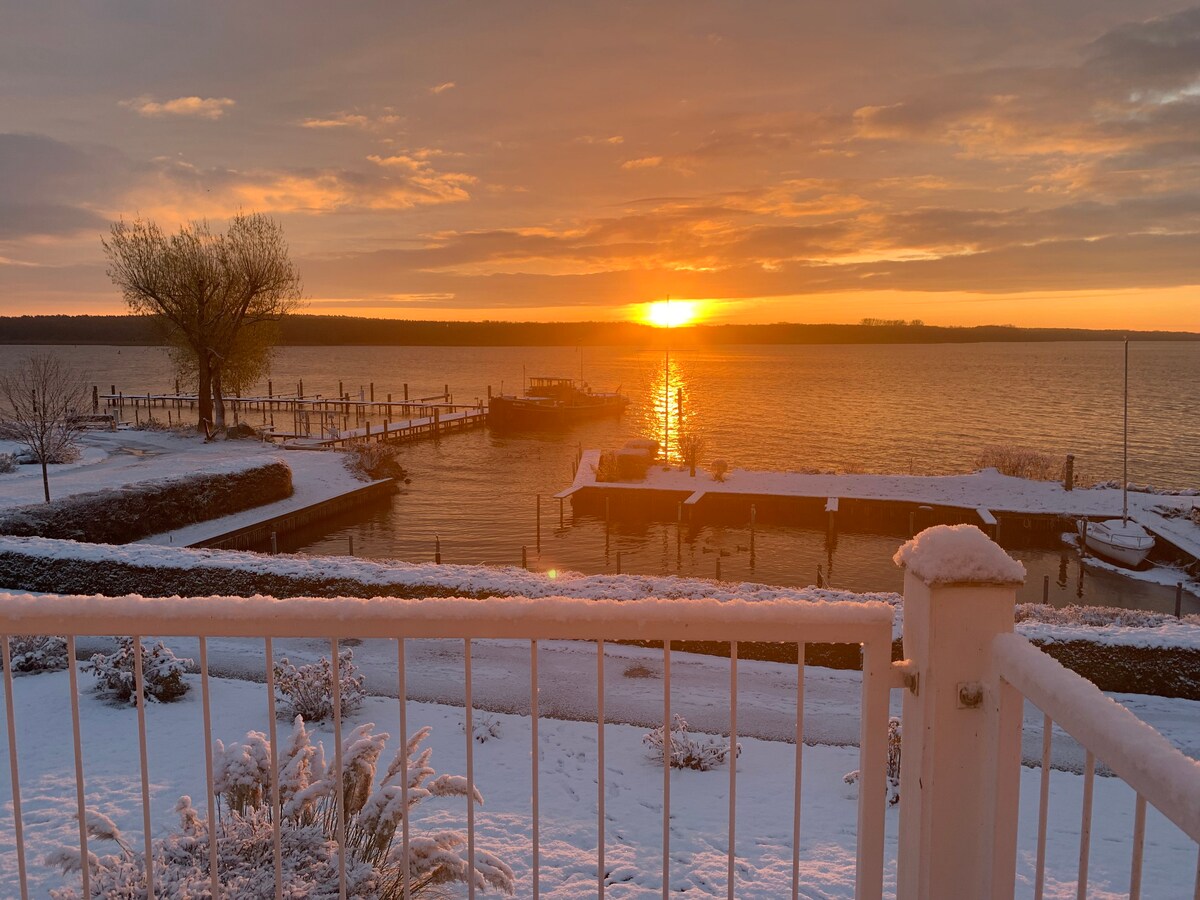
[430,82,456,94]
[118,95,235,119]
[621,155,663,170]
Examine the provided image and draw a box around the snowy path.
[1,670,1196,898]
[73,635,1200,774]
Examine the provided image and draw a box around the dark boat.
[488,377,629,429]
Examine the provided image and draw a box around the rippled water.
[3,341,1197,613]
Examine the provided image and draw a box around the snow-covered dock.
[560,450,1200,562]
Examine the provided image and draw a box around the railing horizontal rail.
[994,632,1200,842]
[0,593,895,644]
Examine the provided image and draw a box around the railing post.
[894,525,1025,900]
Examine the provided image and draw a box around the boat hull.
[1082,520,1155,567]
[487,395,629,430]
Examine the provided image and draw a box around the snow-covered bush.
[643,714,740,771]
[464,713,503,744]
[975,445,1061,481]
[710,459,729,482]
[274,650,366,722]
[677,432,704,476]
[82,637,191,704]
[345,443,411,483]
[844,716,902,806]
[623,662,658,679]
[48,718,515,897]
[0,453,16,474]
[3,634,68,674]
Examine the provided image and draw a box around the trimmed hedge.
[0,462,292,544]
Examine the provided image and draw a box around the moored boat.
[1082,518,1155,567]
[487,377,629,429]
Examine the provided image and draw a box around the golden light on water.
[642,300,701,328]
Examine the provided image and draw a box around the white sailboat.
[1082,339,1156,567]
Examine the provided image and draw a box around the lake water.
[3,341,1197,613]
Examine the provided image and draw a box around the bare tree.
[102,213,302,433]
[0,354,89,502]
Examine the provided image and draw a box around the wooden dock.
[97,383,488,447]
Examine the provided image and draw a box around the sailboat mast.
[1122,338,1129,524]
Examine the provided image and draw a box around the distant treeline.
[1,314,1196,347]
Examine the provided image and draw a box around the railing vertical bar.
[465,637,476,900]
[264,637,283,900]
[1129,794,1147,900]
[398,639,410,900]
[133,635,154,898]
[791,642,805,900]
[1034,713,1053,900]
[727,640,738,900]
[1193,844,1200,900]
[331,638,347,900]
[662,640,672,900]
[531,639,540,900]
[198,638,220,897]
[597,639,605,899]
[66,635,89,900]
[1077,750,1095,900]
[856,637,889,900]
[2,636,29,900]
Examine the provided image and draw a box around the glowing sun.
[643,299,700,327]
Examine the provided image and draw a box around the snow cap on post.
[893,524,1025,586]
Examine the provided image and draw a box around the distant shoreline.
[1,314,1197,346]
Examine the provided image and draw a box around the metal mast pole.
[1122,338,1129,524]
[664,296,670,461]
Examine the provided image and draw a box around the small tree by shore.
[0,354,89,502]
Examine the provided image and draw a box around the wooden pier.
[98,383,488,448]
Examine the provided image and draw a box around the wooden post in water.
[715,557,721,581]
[1064,454,1075,491]
[435,535,441,564]
[91,385,98,413]
[1178,583,1185,618]
[404,383,409,402]
[348,536,354,556]
[522,546,528,570]
[370,382,375,403]
[616,551,622,574]
[299,379,304,398]
[1043,574,1050,603]
[268,380,273,399]
[270,532,278,555]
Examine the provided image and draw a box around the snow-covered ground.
[0,429,370,546]
[2,667,1196,898]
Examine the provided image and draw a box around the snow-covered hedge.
[48,717,515,897]
[0,460,292,544]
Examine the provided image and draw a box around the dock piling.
[559,497,564,529]
[348,535,354,556]
[404,383,409,402]
[1178,583,1184,618]
[435,535,441,564]
[522,546,528,570]
[616,551,622,574]
[1043,574,1050,603]
[715,557,721,581]
[270,532,278,555]
[1064,454,1075,491]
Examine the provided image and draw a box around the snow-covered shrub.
[591,449,620,483]
[0,453,16,474]
[644,714,740,771]
[844,716,902,806]
[677,432,704,476]
[82,637,191,704]
[345,443,411,483]
[622,662,658,679]
[975,445,1061,481]
[48,718,515,897]
[3,634,68,674]
[274,650,366,722]
[710,459,729,482]
[464,713,503,744]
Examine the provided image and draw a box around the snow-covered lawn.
[0,430,369,546]
[1,664,1197,898]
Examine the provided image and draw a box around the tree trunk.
[40,459,50,503]
[196,353,214,433]
[212,367,227,431]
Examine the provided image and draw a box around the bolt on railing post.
[894,525,1024,900]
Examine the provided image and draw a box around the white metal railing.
[0,592,896,900]
[993,632,1200,900]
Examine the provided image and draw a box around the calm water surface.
[3,342,1197,613]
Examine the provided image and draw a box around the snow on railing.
[994,633,1200,900]
[0,592,896,900]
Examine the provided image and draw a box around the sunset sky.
[2,1,1199,329]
